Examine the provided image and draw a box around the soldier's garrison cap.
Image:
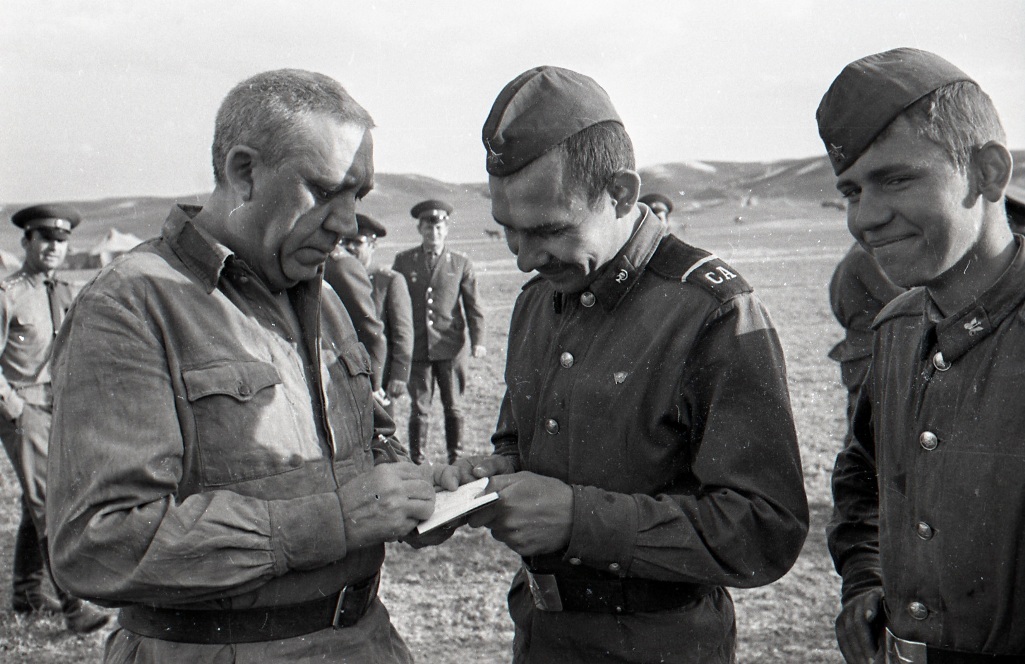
[482,66,622,177]
[354,213,387,239]
[639,193,674,214]
[410,199,453,222]
[816,48,974,175]
[11,203,81,239]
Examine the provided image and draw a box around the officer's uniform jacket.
[323,251,387,390]
[0,268,73,419]
[368,266,413,386]
[392,245,485,362]
[492,208,809,662]
[829,237,1025,656]
[46,205,409,661]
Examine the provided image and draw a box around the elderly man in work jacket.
[0,204,110,633]
[341,213,413,416]
[392,200,486,464]
[448,66,809,664]
[822,49,1025,663]
[45,69,452,663]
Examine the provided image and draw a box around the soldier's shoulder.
[0,270,31,293]
[873,287,927,328]
[393,247,418,262]
[647,234,752,303]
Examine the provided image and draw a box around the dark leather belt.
[524,566,712,614]
[886,629,1025,663]
[118,573,379,644]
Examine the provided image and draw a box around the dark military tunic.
[493,210,809,663]
[367,266,413,388]
[829,237,1025,656]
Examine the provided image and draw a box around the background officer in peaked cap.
[342,213,413,416]
[820,48,1025,662]
[392,199,486,464]
[638,192,674,224]
[0,204,110,633]
[448,65,808,664]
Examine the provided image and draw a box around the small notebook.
[416,477,500,534]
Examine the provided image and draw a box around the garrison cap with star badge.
[410,200,453,222]
[816,47,974,175]
[639,193,674,215]
[354,212,387,239]
[482,65,623,177]
[11,203,81,239]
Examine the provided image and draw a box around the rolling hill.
[1,151,1022,259]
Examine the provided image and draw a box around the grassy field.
[0,198,853,662]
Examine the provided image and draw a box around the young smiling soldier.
[446,66,809,663]
[821,49,1025,663]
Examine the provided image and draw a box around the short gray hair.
[211,69,375,184]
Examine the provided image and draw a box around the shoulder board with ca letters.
[648,234,751,302]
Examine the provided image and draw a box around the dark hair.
[894,80,1006,171]
[556,121,635,207]
[211,69,375,185]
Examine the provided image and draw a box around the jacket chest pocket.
[182,360,305,486]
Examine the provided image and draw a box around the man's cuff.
[563,485,638,574]
[267,492,347,574]
[840,551,883,605]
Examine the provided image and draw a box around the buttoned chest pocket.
[182,360,301,486]
[11,311,49,342]
[321,342,374,457]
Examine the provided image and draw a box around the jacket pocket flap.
[182,361,282,402]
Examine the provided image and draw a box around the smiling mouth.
[867,235,913,249]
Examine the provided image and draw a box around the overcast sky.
[2,1,1023,203]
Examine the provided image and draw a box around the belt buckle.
[885,628,929,664]
[331,586,350,629]
[525,568,563,612]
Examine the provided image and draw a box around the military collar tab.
[587,208,664,311]
[933,240,1025,364]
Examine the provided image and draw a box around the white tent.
[89,228,144,266]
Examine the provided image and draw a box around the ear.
[974,141,1013,204]
[607,170,641,219]
[223,145,260,202]
[20,234,29,252]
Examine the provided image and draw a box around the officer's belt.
[885,628,1025,663]
[118,572,379,644]
[524,564,712,614]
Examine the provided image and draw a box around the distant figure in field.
[392,200,487,465]
[0,204,109,633]
[827,244,905,424]
[342,213,413,416]
[638,192,674,224]
[821,48,1025,662]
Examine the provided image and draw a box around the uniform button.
[580,291,596,307]
[560,352,574,368]
[932,351,951,371]
[427,320,434,326]
[427,287,433,293]
[544,419,559,434]
[568,557,581,566]
[238,275,249,285]
[908,601,929,620]
[916,522,934,540]
[608,562,620,572]
[919,431,939,451]
[237,382,252,397]
[427,298,433,304]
